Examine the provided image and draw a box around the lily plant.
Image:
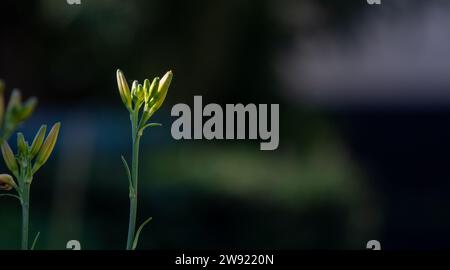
[116,69,172,250]
[0,122,61,250]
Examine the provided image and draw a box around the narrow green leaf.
[0,193,21,202]
[121,155,133,192]
[31,232,40,250]
[132,217,152,250]
[139,123,162,136]
[144,123,162,128]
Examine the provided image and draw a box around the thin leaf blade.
[132,217,152,250]
[139,123,162,136]
[31,232,40,250]
[121,155,133,192]
[0,193,21,202]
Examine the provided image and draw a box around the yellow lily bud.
[30,125,47,159]
[7,89,21,108]
[17,97,37,122]
[140,72,171,125]
[158,71,172,94]
[1,141,18,176]
[136,84,145,101]
[0,174,17,191]
[153,70,172,112]
[143,79,150,102]
[141,86,157,124]
[131,80,139,104]
[32,122,60,174]
[116,69,132,111]
[17,132,28,156]
[5,89,21,119]
[147,77,159,104]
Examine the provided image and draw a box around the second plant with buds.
[0,122,61,250]
[116,69,173,250]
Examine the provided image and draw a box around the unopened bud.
[17,97,37,122]
[7,89,21,110]
[17,132,28,156]
[143,79,151,103]
[0,174,17,191]
[136,84,145,101]
[30,125,47,159]
[32,122,60,174]
[1,141,18,176]
[116,69,132,111]
[153,70,172,112]
[147,77,159,104]
[131,80,139,104]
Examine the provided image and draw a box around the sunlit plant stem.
[126,109,141,249]
[116,69,172,250]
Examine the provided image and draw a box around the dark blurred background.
[1,0,449,249]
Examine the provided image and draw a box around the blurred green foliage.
[0,0,381,249]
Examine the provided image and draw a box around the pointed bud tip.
[163,70,173,78]
[11,88,21,96]
[26,97,38,105]
[52,121,62,135]
[162,70,173,80]
[49,122,61,133]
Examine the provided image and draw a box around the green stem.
[126,111,141,250]
[21,183,30,250]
